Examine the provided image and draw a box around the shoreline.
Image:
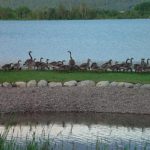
[1,112,150,127]
[0,86,150,114]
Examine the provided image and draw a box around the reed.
[0,127,150,150]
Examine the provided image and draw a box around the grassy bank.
[0,70,150,84]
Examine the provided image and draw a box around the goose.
[13,60,22,70]
[147,58,150,66]
[35,57,43,70]
[134,58,145,72]
[49,60,65,70]
[118,58,133,72]
[80,58,91,70]
[90,62,99,70]
[144,58,150,72]
[100,59,112,71]
[23,51,35,69]
[67,51,75,69]
[2,63,13,71]
[41,59,50,70]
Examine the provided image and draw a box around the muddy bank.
[0,86,150,114]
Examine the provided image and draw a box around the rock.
[38,80,48,87]
[15,81,26,88]
[117,82,125,87]
[27,80,37,87]
[77,80,95,87]
[0,84,2,87]
[134,83,142,88]
[3,82,12,88]
[110,82,119,87]
[124,83,134,88]
[96,81,110,87]
[48,82,62,87]
[64,80,77,87]
[141,84,150,89]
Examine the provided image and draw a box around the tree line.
[0,2,150,20]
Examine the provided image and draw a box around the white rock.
[64,80,77,87]
[110,82,119,86]
[141,84,150,89]
[134,83,142,88]
[96,81,110,87]
[38,80,48,87]
[15,81,26,88]
[124,83,134,88]
[77,80,95,87]
[48,82,62,87]
[3,82,12,88]
[27,80,37,87]
[0,84,2,87]
[117,82,125,87]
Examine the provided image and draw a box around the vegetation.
[0,126,150,150]
[0,114,150,150]
[0,1,150,19]
[0,0,149,11]
[0,70,150,84]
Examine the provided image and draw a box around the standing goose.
[13,60,22,70]
[2,63,13,71]
[41,59,50,70]
[24,51,35,69]
[67,51,75,69]
[35,57,43,70]
[144,58,150,72]
[100,59,112,71]
[126,57,134,72]
[147,58,150,66]
[80,59,91,70]
[90,62,99,70]
[119,58,133,72]
[110,61,120,72]
[134,58,145,72]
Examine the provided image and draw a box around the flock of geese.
[1,51,150,72]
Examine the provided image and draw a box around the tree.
[134,2,150,15]
[16,6,31,19]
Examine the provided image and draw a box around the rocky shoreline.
[1,80,150,89]
[0,80,150,114]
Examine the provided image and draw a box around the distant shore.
[0,86,150,114]
[0,1,150,20]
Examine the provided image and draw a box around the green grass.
[0,70,150,84]
[0,132,150,150]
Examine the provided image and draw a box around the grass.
[0,70,150,84]
[0,131,150,150]
[0,118,150,150]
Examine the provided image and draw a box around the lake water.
[0,19,150,65]
[0,112,150,150]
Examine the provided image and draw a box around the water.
[0,112,150,149]
[0,19,150,65]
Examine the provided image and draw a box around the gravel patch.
[0,86,150,114]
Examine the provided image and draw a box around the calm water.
[0,19,150,64]
[0,113,150,149]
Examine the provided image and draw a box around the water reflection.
[0,112,150,149]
